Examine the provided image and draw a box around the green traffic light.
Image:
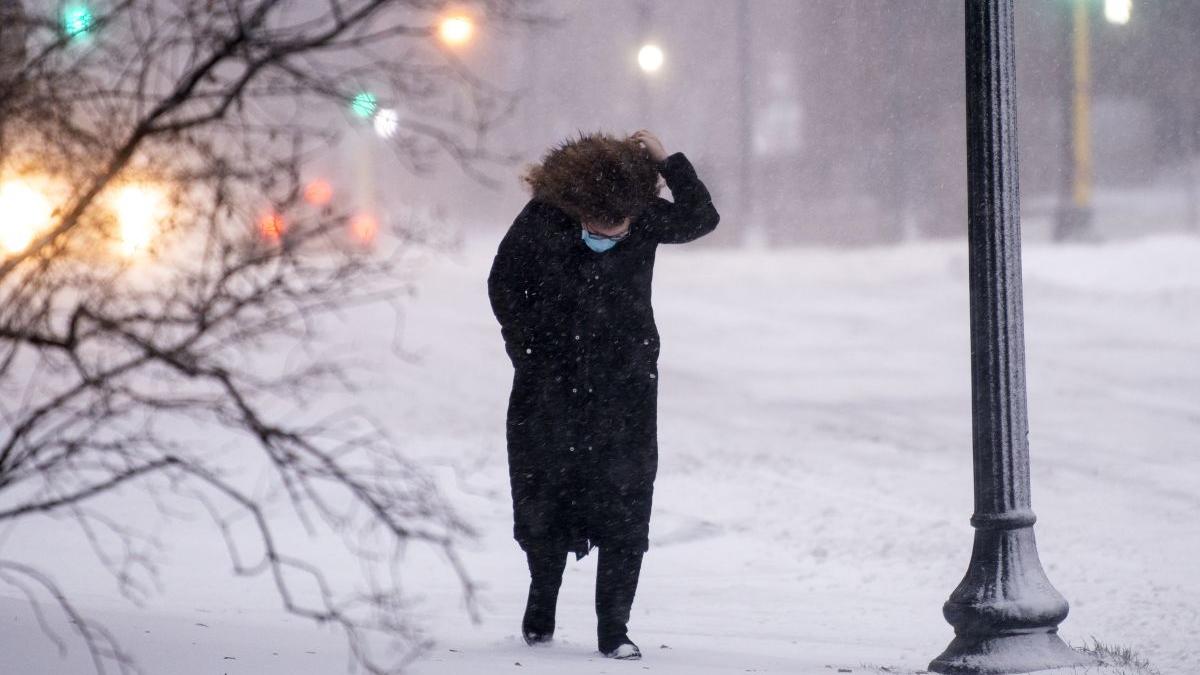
[350,91,378,119]
[62,3,94,39]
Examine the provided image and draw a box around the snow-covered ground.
[3,233,1198,674]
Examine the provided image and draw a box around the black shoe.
[522,548,566,648]
[521,603,555,647]
[522,629,554,647]
[595,547,644,660]
[600,637,642,660]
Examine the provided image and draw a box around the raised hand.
[632,129,668,163]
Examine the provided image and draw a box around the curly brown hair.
[522,132,662,226]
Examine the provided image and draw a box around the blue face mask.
[581,227,624,253]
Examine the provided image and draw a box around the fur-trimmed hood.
[522,132,661,226]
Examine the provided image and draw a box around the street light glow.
[112,185,165,256]
[349,212,379,245]
[438,15,474,46]
[304,179,334,207]
[0,180,54,254]
[1104,0,1131,25]
[350,91,378,119]
[258,210,287,243]
[637,44,664,73]
[373,108,399,139]
[61,3,94,39]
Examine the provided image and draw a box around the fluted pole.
[930,2,1092,673]
[735,0,753,245]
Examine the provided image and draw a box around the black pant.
[523,546,644,648]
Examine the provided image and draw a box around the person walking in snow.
[487,130,719,660]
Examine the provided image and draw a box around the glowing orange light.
[0,179,55,254]
[304,179,333,207]
[349,212,379,245]
[259,211,287,242]
[438,15,474,46]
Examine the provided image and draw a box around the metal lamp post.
[1054,0,1095,242]
[735,0,753,246]
[930,1,1094,673]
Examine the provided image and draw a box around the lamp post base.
[930,629,1094,675]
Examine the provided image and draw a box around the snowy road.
[3,235,1198,674]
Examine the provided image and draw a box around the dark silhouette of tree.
[0,1,530,672]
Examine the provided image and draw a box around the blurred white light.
[112,185,165,257]
[1105,0,1131,25]
[374,108,399,139]
[0,180,54,254]
[439,16,474,46]
[637,44,664,73]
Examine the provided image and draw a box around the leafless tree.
[0,1,531,672]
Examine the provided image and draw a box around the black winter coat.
[488,152,719,559]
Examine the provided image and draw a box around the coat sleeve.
[640,152,721,244]
[488,208,544,368]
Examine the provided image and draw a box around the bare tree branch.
[0,0,535,672]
